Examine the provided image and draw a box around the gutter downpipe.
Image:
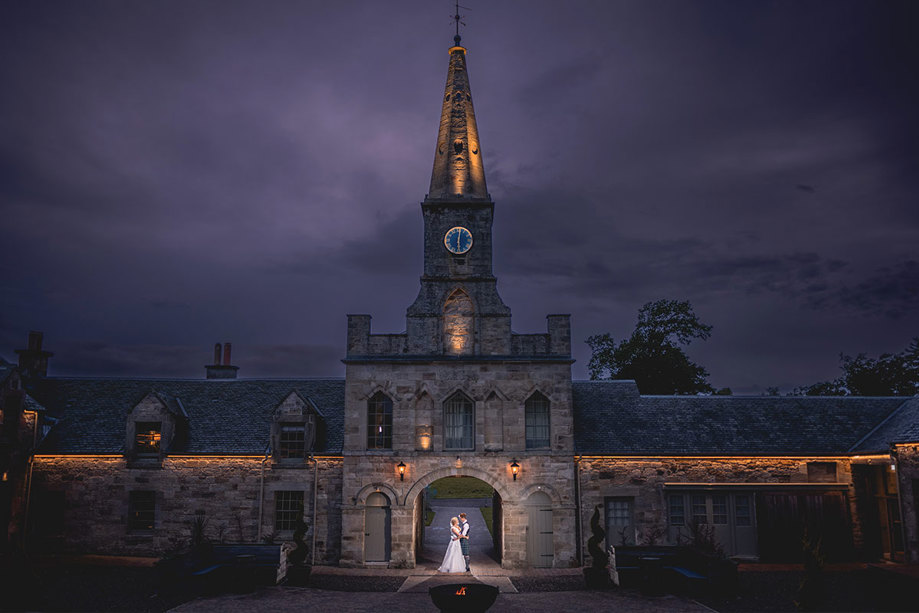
[257,448,269,542]
[575,455,583,566]
[891,446,910,563]
[22,412,40,553]
[311,454,319,565]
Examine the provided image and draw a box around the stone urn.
[428,583,499,613]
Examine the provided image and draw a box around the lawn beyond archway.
[416,476,501,569]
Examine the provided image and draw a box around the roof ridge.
[848,396,915,452]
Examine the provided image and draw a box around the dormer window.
[279,423,307,459]
[134,422,162,455]
[271,391,320,463]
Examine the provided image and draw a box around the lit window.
[134,422,162,454]
[444,392,474,450]
[525,393,550,449]
[275,490,304,532]
[128,491,155,531]
[279,423,306,458]
[367,393,393,449]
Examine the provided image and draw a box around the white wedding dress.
[437,526,466,573]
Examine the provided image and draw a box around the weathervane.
[452,0,470,46]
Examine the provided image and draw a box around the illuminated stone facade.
[2,38,918,570]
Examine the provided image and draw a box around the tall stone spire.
[426,37,489,201]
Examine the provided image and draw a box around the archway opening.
[414,476,502,570]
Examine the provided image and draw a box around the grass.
[479,507,493,537]
[424,509,436,526]
[429,476,495,499]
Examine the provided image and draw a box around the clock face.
[444,226,473,254]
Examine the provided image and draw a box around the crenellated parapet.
[345,313,570,360]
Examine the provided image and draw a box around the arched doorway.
[364,492,391,562]
[413,475,502,570]
[526,490,553,567]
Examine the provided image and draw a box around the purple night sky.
[1,1,917,393]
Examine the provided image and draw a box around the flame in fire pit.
[455,586,467,596]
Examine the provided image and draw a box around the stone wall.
[338,454,577,569]
[895,444,919,563]
[343,361,574,455]
[577,456,859,560]
[339,359,577,569]
[28,455,343,561]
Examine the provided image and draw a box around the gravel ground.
[510,574,586,592]
[307,574,405,592]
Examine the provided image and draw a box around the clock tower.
[341,34,577,570]
[405,36,512,357]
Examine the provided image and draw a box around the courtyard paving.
[168,585,711,613]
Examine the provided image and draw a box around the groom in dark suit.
[459,512,470,572]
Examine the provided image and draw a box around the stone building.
[2,36,918,568]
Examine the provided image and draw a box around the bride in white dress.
[437,516,467,573]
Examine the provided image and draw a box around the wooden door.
[756,491,852,562]
[526,491,553,568]
[365,492,391,562]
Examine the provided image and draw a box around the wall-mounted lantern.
[398,461,406,481]
[510,459,520,481]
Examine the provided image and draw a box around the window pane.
[279,423,306,458]
[525,393,550,449]
[605,498,633,546]
[128,491,155,531]
[712,495,728,525]
[669,495,685,527]
[734,495,751,526]
[367,393,393,449]
[275,491,304,532]
[692,495,707,524]
[444,393,473,450]
[135,422,161,454]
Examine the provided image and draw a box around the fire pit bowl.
[428,583,499,613]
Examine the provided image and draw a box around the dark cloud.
[806,260,919,319]
[1,0,917,394]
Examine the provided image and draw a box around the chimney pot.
[214,343,222,365]
[28,331,43,351]
[223,342,232,365]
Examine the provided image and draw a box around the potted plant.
[583,506,612,589]
[285,503,311,586]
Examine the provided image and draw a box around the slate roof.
[22,375,917,457]
[29,377,345,454]
[851,397,919,453]
[573,380,914,455]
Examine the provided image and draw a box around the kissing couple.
[437,512,471,573]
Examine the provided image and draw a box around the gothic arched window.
[443,289,474,355]
[525,392,550,449]
[444,392,474,450]
[367,392,393,449]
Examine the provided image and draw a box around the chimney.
[15,331,54,379]
[206,341,238,379]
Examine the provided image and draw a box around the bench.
[611,546,737,595]
[158,544,284,592]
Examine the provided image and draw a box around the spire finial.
[452,1,469,46]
